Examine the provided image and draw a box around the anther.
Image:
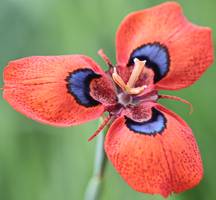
[127,58,146,88]
[112,67,127,91]
[112,58,148,95]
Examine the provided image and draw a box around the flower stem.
[84,118,108,200]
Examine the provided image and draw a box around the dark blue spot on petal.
[128,42,170,83]
[125,108,167,135]
[66,68,101,107]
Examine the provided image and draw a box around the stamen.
[98,49,114,68]
[159,94,193,114]
[126,58,146,88]
[112,67,127,91]
[126,85,146,95]
[88,115,113,142]
[111,58,148,95]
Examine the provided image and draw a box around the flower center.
[117,92,133,107]
[112,58,147,95]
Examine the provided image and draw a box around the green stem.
[84,118,108,200]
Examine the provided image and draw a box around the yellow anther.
[126,85,147,95]
[126,58,146,88]
[112,67,127,91]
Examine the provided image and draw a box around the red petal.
[105,104,203,197]
[116,2,214,90]
[3,55,107,126]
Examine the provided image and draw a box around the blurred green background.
[0,0,215,199]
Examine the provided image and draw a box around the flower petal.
[3,55,109,126]
[105,104,203,197]
[116,2,214,90]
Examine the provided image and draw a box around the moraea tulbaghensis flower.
[2,2,214,197]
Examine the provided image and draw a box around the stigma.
[112,58,147,95]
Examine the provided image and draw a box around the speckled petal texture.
[116,2,214,90]
[3,55,105,126]
[105,104,203,197]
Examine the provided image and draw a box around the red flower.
[2,2,214,197]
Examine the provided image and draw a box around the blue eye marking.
[125,108,167,135]
[66,68,101,107]
[128,42,170,83]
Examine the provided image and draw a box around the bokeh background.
[0,0,215,199]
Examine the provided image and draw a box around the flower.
[2,2,214,197]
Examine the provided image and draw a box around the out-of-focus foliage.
[0,0,215,199]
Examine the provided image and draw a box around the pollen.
[112,58,147,95]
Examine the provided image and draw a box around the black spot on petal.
[66,68,101,107]
[128,42,170,83]
[125,108,167,135]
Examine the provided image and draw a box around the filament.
[97,49,114,68]
[159,94,193,114]
[88,115,113,142]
